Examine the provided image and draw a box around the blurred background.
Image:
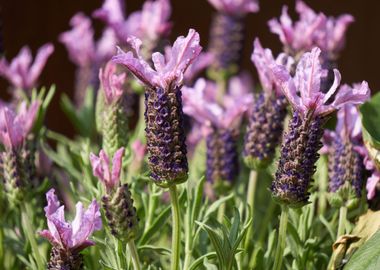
[1,0,379,136]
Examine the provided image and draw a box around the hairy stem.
[128,240,141,270]
[244,170,258,250]
[337,206,347,238]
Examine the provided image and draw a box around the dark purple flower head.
[40,189,102,252]
[0,44,54,91]
[59,13,116,67]
[113,29,201,90]
[113,30,201,187]
[0,102,40,150]
[207,0,259,16]
[270,48,369,207]
[268,0,353,59]
[94,0,172,47]
[324,104,369,206]
[183,75,253,183]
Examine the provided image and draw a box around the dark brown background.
[1,0,378,135]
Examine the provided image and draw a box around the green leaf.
[344,229,380,270]
[139,245,171,255]
[188,252,217,270]
[360,92,380,148]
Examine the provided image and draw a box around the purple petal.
[99,61,125,104]
[71,200,102,250]
[184,52,214,83]
[27,43,54,89]
[93,0,125,25]
[335,104,362,140]
[268,6,294,48]
[367,173,380,200]
[59,13,96,67]
[332,81,370,110]
[111,147,124,187]
[208,0,259,15]
[139,0,172,40]
[112,43,157,89]
[132,140,146,162]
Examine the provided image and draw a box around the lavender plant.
[1,1,380,270]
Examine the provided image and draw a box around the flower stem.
[244,170,258,250]
[337,206,347,238]
[128,240,141,270]
[273,205,289,270]
[169,185,181,270]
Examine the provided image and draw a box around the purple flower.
[268,1,353,58]
[183,76,253,133]
[272,47,369,118]
[251,38,294,95]
[324,104,368,203]
[90,147,125,191]
[39,189,102,252]
[0,44,54,91]
[184,52,214,84]
[207,0,259,16]
[94,0,172,46]
[270,48,369,207]
[59,13,116,67]
[0,102,40,150]
[183,75,253,183]
[99,61,126,104]
[113,29,202,90]
[131,140,146,163]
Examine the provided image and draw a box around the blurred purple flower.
[90,147,125,191]
[59,13,116,67]
[0,102,40,150]
[207,0,259,16]
[131,139,146,163]
[184,52,214,84]
[183,76,253,133]
[268,1,353,59]
[113,29,202,89]
[40,189,102,252]
[94,0,172,46]
[251,38,294,95]
[272,47,369,118]
[0,44,54,91]
[99,61,126,104]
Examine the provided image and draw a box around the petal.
[28,43,54,89]
[332,81,370,109]
[366,173,380,200]
[111,147,124,187]
[184,52,214,83]
[161,29,202,88]
[272,64,301,111]
[16,101,40,136]
[71,200,102,250]
[99,150,111,184]
[99,61,125,104]
[112,46,157,89]
[89,152,106,184]
[92,0,125,25]
[140,0,172,40]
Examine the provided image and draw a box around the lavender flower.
[98,62,129,155]
[243,39,292,169]
[60,12,117,105]
[90,148,139,242]
[207,0,258,74]
[268,0,353,60]
[112,29,201,187]
[0,43,54,92]
[183,76,253,185]
[0,102,40,206]
[184,52,214,84]
[324,102,369,207]
[94,0,172,55]
[270,47,369,207]
[40,189,102,270]
[207,0,259,16]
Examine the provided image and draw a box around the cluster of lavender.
[0,0,379,269]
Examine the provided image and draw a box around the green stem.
[337,206,347,238]
[244,170,258,250]
[22,203,44,270]
[128,240,141,270]
[183,198,192,270]
[145,184,158,231]
[273,206,289,270]
[169,185,181,270]
[217,202,226,223]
